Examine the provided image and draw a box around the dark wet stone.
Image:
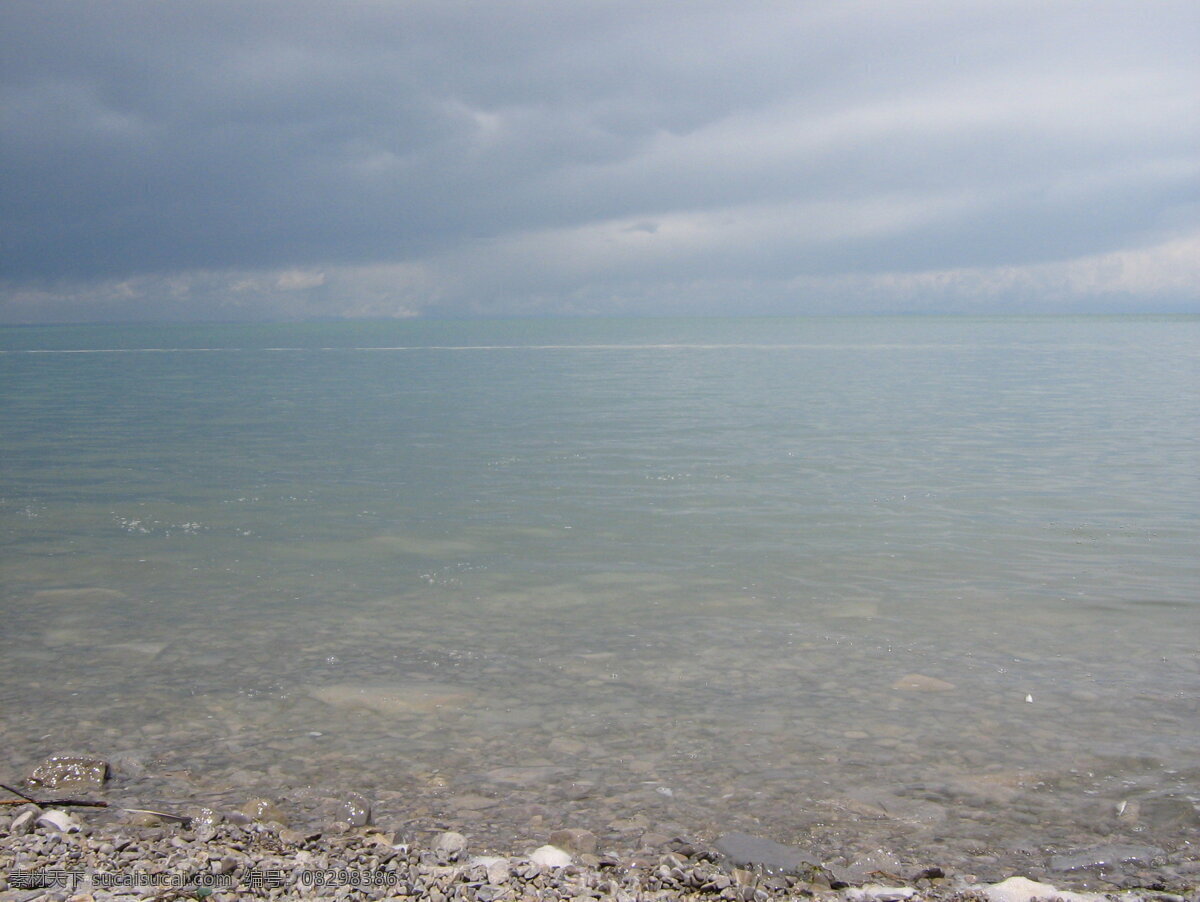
[714,831,819,874]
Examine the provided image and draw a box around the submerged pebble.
[333,790,372,827]
[714,831,820,874]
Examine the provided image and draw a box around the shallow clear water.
[2,316,1198,875]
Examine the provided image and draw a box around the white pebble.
[985,876,1105,902]
[846,886,915,902]
[529,844,572,868]
[36,809,82,833]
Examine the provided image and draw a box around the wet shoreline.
[6,580,1199,894]
[2,806,1197,902]
[2,754,1198,900]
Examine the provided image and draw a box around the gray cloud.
[1,0,1197,320]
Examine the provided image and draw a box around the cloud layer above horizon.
[2,0,1197,321]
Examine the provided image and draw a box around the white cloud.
[796,231,1200,311]
[275,269,326,291]
[1,0,1197,319]
[6,229,1195,325]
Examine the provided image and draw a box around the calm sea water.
[2,316,1197,875]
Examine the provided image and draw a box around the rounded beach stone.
[529,844,572,868]
[434,830,468,854]
[36,809,82,833]
[10,807,40,835]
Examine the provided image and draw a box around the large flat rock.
[27,755,110,791]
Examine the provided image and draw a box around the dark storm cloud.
[1,0,1197,319]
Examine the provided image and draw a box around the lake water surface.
[2,316,1197,879]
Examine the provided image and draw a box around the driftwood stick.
[2,783,191,825]
[2,782,110,808]
[0,783,38,803]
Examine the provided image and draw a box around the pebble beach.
[2,755,1197,902]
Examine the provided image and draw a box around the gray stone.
[714,831,819,874]
[486,858,511,884]
[10,807,40,835]
[434,830,468,854]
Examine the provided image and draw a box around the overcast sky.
[1,1,1197,322]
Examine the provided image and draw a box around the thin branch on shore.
[0,783,110,809]
[2,783,191,825]
[0,798,110,808]
[0,782,40,803]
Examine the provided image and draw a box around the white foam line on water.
[0,342,1108,354]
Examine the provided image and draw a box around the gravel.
[2,801,1196,902]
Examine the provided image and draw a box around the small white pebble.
[36,809,82,833]
[846,886,915,902]
[529,844,572,868]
